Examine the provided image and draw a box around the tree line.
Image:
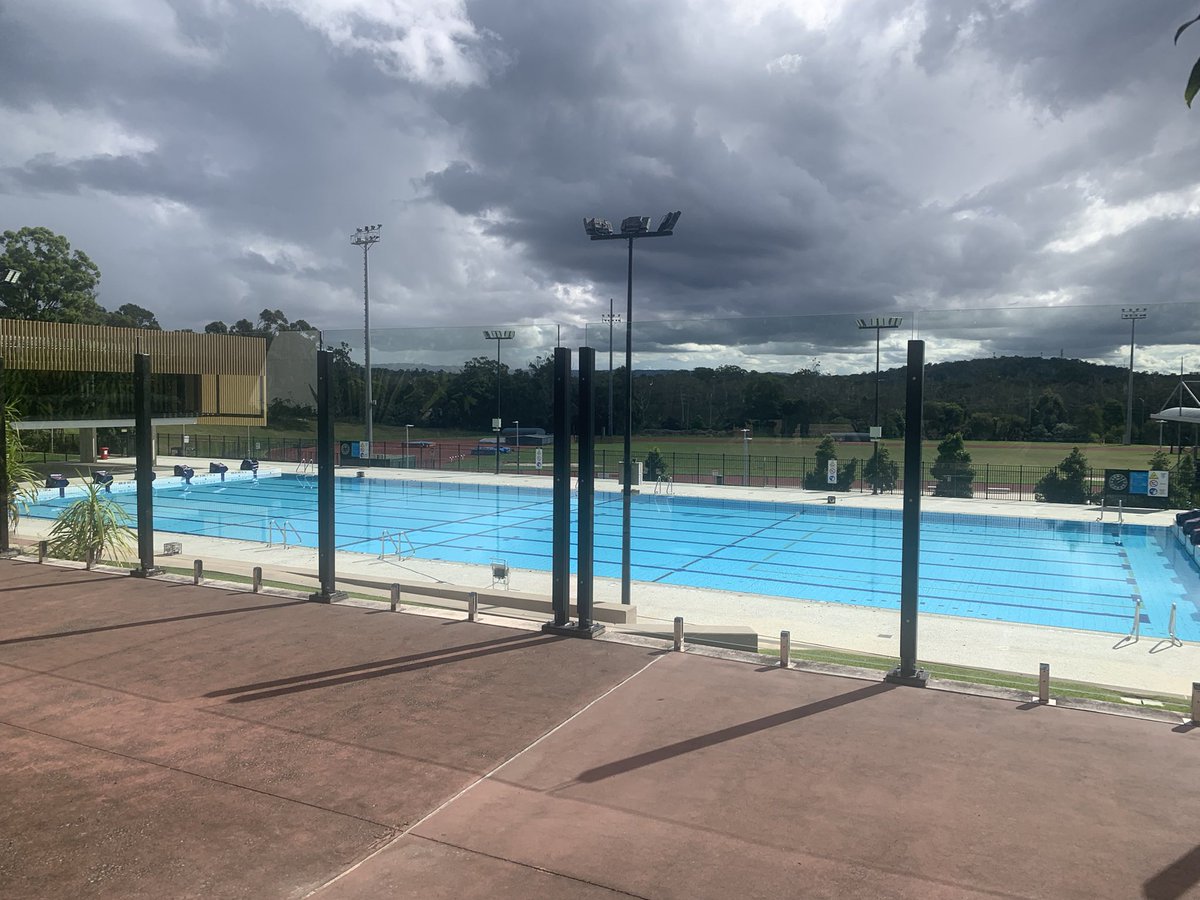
[309,351,1189,447]
[2,227,1193,445]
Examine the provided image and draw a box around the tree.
[862,445,899,493]
[1149,449,1197,509]
[1177,12,1200,106]
[204,309,316,342]
[0,227,105,323]
[105,303,161,330]
[644,447,669,481]
[804,435,857,492]
[931,432,974,498]
[1035,447,1090,504]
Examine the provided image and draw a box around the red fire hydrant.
[99,447,109,460]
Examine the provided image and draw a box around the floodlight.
[483,329,516,340]
[620,216,650,235]
[856,317,903,329]
[656,211,681,234]
[2,269,20,284]
[584,217,612,237]
[1121,307,1147,320]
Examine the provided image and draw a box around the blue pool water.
[27,475,1200,640]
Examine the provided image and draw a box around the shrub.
[644,447,669,481]
[1035,447,1090,504]
[863,445,899,493]
[47,482,134,563]
[804,435,858,492]
[4,403,37,529]
[931,432,974,498]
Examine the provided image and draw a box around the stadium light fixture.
[583,210,681,605]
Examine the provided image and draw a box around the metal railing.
[151,431,1194,507]
[378,529,415,560]
[266,519,301,548]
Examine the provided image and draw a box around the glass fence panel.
[15,306,1193,707]
[13,328,309,581]
[907,303,1199,708]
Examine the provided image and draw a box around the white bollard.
[1038,662,1050,704]
[193,559,203,585]
[1127,599,1142,643]
[1169,603,1183,647]
[468,591,478,622]
[780,631,791,668]
[390,583,401,612]
[38,540,47,564]
[252,566,262,593]
[673,616,684,652]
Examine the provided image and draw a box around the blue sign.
[1129,471,1149,495]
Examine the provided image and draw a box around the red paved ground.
[1,560,1198,899]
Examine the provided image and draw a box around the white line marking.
[304,652,664,897]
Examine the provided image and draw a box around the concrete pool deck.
[2,561,1198,899]
[14,456,1199,699]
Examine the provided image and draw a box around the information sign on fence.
[827,460,837,484]
[1104,468,1169,500]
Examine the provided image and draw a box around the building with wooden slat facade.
[0,320,270,461]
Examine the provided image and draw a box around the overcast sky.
[3,0,1200,373]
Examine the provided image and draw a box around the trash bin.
[99,446,109,460]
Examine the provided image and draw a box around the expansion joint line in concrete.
[411,833,656,900]
[304,652,666,897]
[0,719,395,831]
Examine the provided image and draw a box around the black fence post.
[887,339,927,686]
[311,349,345,603]
[573,347,601,635]
[549,347,571,627]
[130,353,162,577]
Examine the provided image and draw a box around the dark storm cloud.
[1,0,1199,374]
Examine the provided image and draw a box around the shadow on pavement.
[0,599,310,646]
[575,680,895,783]
[1144,844,1200,900]
[215,633,564,703]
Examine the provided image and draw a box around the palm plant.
[47,482,134,563]
[5,402,37,530]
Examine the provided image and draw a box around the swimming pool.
[26,474,1200,640]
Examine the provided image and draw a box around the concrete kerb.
[9,553,1193,729]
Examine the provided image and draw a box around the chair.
[491,559,510,590]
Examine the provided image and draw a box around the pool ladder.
[298,458,316,488]
[267,519,302,548]
[653,476,675,496]
[379,529,415,560]
[1096,499,1124,544]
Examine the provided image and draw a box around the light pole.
[1122,307,1147,445]
[405,423,412,467]
[602,299,620,438]
[585,211,680,606]
[483,329,515,475]
[741,428,751,485]
[350,224,382,460]
[856,316,903,493]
